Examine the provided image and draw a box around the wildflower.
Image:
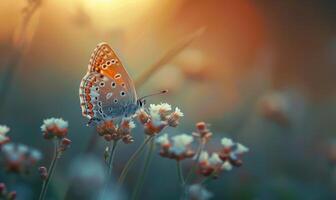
[141,103,183,136]
[218,137,249,168]
[188,184,213,200]
[59,138,72,152]
[167,107,184,127]
[136,109,150,124]
[149,103,172,119]
[41,118,68,139]
[0,125,10,147]
[192,122,212,142]
[196,137,249,177]
[38,117,71,199]
[0,182,16,200]
[96,117,135,144]
[1,143,42,174]
[198,151,223,176]
[156,133,195,160]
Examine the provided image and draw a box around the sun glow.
[80,0,157,29]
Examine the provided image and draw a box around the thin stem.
[184,139,205,184]
[134,27,205,87]
[199,175,213,186]
[117,136,153,187]
[177,161,185,186]
[101,140,119,200]
[131,137,155,200]
[107,140,119,177]
[38,140,59,200]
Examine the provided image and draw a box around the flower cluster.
[41,118,69,139]
[192,122,212,142]
[137,103,184,136]
[0,125,11,147]
[156,133,195,160]
[198,137,249,177]
[96,117,136,144]
[187,184,213,200]
[1,143,42,174]
[0,182,16,200]
[40,118,72,151]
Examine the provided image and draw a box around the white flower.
[17,144,29,154]
[221,161,233,171]
[0,134,9,143]
[2,143,14,154]
[170,134,193,155]
[30,149,42,160]
[0,125,10,135]
[208,153,222,166]
[122,117,136,129]
[221,137,234,148]
[198,151,209,163]
[41,118,68,131]
[150,112,163,127]
[174,107,184,117]
[2,143,20,161]
[234,143,249,154]
[128,120,136,129]
[156,133,170,146]
[188,184,213,200]
[149,103,172,114]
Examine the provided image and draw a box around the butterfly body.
[79,43,141,123]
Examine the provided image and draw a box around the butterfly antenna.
[139,90,168,101]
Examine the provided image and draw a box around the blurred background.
[1,0,336,199]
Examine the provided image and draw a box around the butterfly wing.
[79,43,137,121]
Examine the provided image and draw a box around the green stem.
[39,140,59,200]
[101,140,119,200]
[131,137,155,200]
[117,136,153,187]
[199,175,213,186]
[184,139,205,184]
[177,161,185,186]
[107,140,119,177]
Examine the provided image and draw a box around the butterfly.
[79,42,165,125]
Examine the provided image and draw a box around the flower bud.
[59,138,72,152]
[38,166,48,180]
[196,122,206,131]
[122,135,134,144]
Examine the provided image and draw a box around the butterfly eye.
[106,61,111,65]
[95,87,99,91]
[111,82,116,88]
[114,99,118,103]
[99,82,105,87]
[120,91,125,96]
[102,64,107,69]
[121,83,126,87]
[111,59,116,64]
[97,101,102,107]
